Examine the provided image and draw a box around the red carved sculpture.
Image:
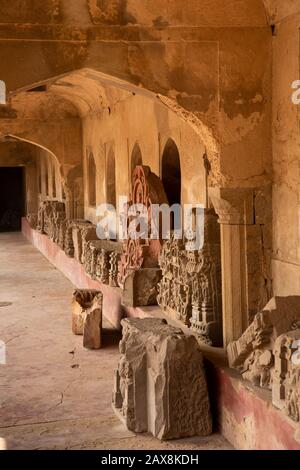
[118,166,168,288]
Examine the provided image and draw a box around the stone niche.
[157,209,222,346]
[72,289,103,350]
[112,318,212,440]
[227,296,300,423]
[118,165,168,307]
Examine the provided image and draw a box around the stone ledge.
[207,363,300,450]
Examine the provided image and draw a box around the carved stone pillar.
[209,187,272,346]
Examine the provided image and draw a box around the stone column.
[209,187,272,346]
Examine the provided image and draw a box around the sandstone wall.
[272,12,300,295]
[83,94,207,223]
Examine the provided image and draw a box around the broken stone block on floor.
[112,317,212,440]
[72,289,103,349]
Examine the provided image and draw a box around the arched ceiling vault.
[7,68,220,159]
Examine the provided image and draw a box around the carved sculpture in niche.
[118,166,168,306]
[157,210,222,346]
[112,318,212,440]
[227,296,300,422]
[72,289,103,350]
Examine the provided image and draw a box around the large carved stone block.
[72,220,92,263]
[118,166,168,306]
[112,318,212,440]
[227,296,300,394]
[83,239,123,284]
[37,201,66,245]
[157,210,222,346]
[72,289,103,350]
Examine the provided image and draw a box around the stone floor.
[0,232,232,450]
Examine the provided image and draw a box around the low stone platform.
[22,218,300,450]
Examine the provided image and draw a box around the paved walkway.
[0,233,232,450]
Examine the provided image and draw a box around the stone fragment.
[157,210,222,346]
[272,329,300,422]
[122,268,162,307]
[112,318,212,440]
[227,296,300,392]
[72,289,103,349]
[83,307,102,350]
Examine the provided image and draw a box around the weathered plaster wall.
[82,93,206,224]
[0,0,272,190]
[272,13,300,295]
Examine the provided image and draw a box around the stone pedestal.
[112,318,212,440]
[72,289,103,349]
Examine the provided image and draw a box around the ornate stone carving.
[109,251,121,287]
[118,166,168,306]
[157,210,222,346]
[72,289,103,350]
[72,220,93,263]
[228,296,300,422]
[272,330,300,422]
[83,240,123,285]
[36,201,66,242]
[26,213,37,229]
[112,318,212,440]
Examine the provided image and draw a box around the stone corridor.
[0,233,231,450]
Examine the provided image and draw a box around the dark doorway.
[0,167,25,232]
[162,139,181,206]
